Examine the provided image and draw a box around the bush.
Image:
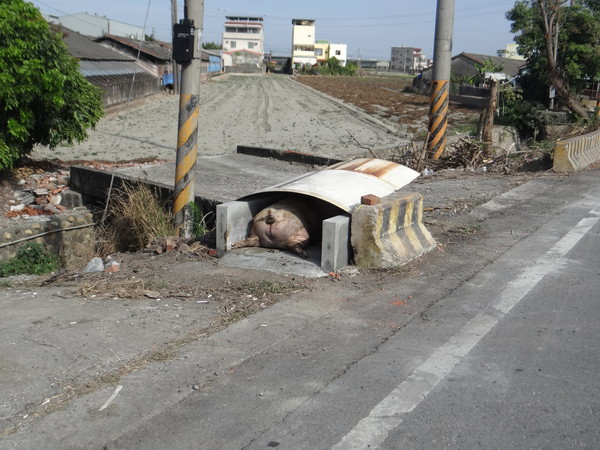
[318,57,358,76]
[0,243,59,276]
[497,88,548,142]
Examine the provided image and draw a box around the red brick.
[361,194,380,205]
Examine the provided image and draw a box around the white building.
[390,46,427,74]
[501,43,526,61]
[291,19,316,66]
[46,12,143,40]
[222,16,264,69]
[328,43,347,66]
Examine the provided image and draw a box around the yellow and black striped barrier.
[351,191,436,269]
[174,93,199,234]
[427,80,449,160]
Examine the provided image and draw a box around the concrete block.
[216,197,274,254]
[553,129,600,172]
[321,215,351,273]
[351,191,436,269]
[61,190,83,208]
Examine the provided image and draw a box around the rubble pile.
[3,165,72,220]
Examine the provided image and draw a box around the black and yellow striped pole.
[427,0,455,160]
[173,0,204,237]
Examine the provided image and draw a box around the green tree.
[0,0,103,170]
[506,0,600,118]
[202,41,222,50]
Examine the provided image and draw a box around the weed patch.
[0,243,59,277]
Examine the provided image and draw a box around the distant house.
[46,12,143,40]
[348,59,390,70]
[291,19,317,66]
[222,16,264,73]
[315,40,348,66]
[56,26,161,107]
[328,43,347,66]
[390,46,428,74]
[420,52,527,84]
[500,43,526,61]
[315,40,329,65]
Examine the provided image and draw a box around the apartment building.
[390,46,428,74]
[291,19,316,66]
[222,16,264,69]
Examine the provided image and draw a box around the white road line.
[333,211,600,450]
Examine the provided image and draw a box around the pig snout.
[265,210,276,225]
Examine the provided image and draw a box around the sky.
[30,0,519,60]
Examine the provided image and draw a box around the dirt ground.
[296,75,481,137]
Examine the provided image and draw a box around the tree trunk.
[538,0,590,118]
[481,80,498,157]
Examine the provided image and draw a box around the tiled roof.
[459,52,527,77]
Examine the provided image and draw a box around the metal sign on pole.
[173,0,204,237]
[428,0,455,160]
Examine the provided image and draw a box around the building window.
[248,42,256,49]
[315,48,323,56]
[230,41,236,48]
[335,50,341,56]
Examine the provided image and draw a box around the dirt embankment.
[295,75,481,137]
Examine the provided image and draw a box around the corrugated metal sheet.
[99,35,172,61]
[79,60,143,77]
[58,26,134,61]
[242,158,419,212]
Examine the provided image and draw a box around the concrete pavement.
[2,169,599,448]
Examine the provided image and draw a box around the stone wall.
[0,208,95,270]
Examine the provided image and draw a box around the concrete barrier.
[350,191,436,269]
[552,129,600,172]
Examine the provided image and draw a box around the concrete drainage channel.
[68,151,438,277]
[216,158,437,276]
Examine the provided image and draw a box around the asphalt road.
[2,168,599,449]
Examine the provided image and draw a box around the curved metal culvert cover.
[240,158,420,212]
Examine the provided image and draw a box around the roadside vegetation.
[0,0,103,171]
[0,243,59,277]
[96,183,210,256]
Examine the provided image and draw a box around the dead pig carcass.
[231,197,319,258]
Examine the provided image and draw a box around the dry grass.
[96,182,177,256]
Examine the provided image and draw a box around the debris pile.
[3,163,72,219]
[386,138,552,175]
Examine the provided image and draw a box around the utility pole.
[171,0,180,94]
[428,0,455,160]
[173,0,204,237]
